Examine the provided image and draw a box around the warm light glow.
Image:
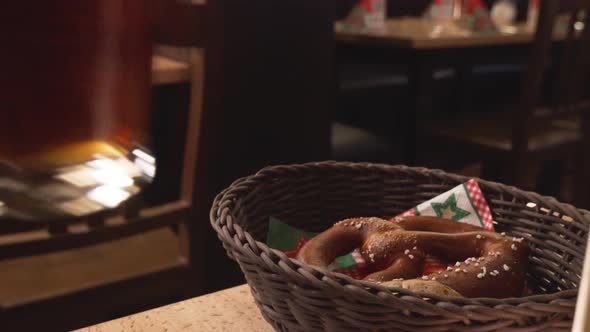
[86,185,130,208]
[56,166,100,187]
[86,158,135,187]
[132,149,156,164]
[115,157,142,177]
[86,157,119,170]
[574,21,585,31]
[92,170,134,188]
[134,158,156,178]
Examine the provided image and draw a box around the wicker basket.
[210,162,590,331]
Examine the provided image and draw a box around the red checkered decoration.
[465,179,495,231]
[284,237,308,258]
[332,248,371,279]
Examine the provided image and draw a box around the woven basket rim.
[211,161,590,309]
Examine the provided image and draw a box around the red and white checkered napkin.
[403,178,494,275]
[400,179,494,231]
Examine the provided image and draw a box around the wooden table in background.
[76,284,273,332]
[334,18,567,164]
[335,18,548,49]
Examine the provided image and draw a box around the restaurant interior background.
[2,0,589,330]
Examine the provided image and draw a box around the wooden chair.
[0,1,211,330]
[422,0,590,205]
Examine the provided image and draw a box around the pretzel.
[296,216,529,298]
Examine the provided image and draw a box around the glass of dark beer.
[0,1,155,222]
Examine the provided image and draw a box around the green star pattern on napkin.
[431,193,470,221]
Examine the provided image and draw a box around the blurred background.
[1,0,589,330]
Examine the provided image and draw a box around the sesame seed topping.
[476,234,482,239]
[455,262,461,267]
[369,253,375,262]
[447,267,452,271]
[477,273,484,279]
[422,276,429,280]
[404,249,410,255]
[413,246,417,250]
[503,264,510,271]
[463,269,468,273]
[455,269,461,272]
[511,244,517,251]
[355,223,362,229]
[501,232,506,236]
[512,237,524,243]
[444,274,449,278]
[408,254,414,259]
[493,270,499,274]
[432,277,437,281]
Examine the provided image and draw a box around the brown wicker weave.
[210,161,590,332]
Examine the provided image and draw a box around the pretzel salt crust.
[297,216,529,298]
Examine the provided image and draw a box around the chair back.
[513,0,590,165]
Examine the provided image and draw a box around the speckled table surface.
[76,284,273,332]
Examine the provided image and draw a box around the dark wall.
[198,0,335,293]
[221,0,334,171]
